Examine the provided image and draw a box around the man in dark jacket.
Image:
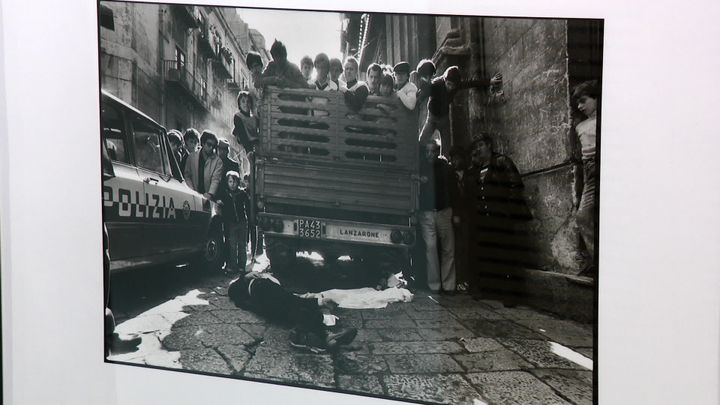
[465,134,533,306]
[417,65,502,150]
[339,56,369,112]
[418,139,456,294]
[257,40,308,89]
[228,272,358,353]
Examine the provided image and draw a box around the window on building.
[175,47,186,71]
[131,117,166,174]
[101,103,129,164]
[197,55,208,99]
[172,23,184,46]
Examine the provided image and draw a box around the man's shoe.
[325,327,358,350]
[108,333,141,355]
[289,330,327,354]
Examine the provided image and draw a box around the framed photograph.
[100,2,599,404]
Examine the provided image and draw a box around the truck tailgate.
[257,160,415,216]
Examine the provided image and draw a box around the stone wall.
[99,3,247,142]
[480,18,582,274]
[99,2,164,122]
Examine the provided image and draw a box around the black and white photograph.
[5,0,720,404]
[98,2,602,404]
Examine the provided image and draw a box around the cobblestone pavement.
[108,258,594,405]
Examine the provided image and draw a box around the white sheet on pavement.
[300,287,414,309]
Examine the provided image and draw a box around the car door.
[128,114,204,259]
[101,99,149,268]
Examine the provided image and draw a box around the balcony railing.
[171,5,200,28]
[198,25,216,57]
[213,53,233,79]
[226,78,240,91]
[163,60,210,112]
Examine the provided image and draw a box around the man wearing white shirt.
[309,53,337,117]
[393,61,418,111]
[310,53,337,92]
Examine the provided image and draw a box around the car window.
[158,130,172,178]
[101,102,129,164]
[132,117,166,174]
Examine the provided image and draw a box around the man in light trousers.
[418,139,456,294]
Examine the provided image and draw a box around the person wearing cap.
[393,61,418,110]
[216,170,251,274]
[415,59,436,101]
[418,65,502,150]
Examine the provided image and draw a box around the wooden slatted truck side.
[253,86,419,274]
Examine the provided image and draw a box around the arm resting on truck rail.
[343,84,369,112]
[397,82,418,110]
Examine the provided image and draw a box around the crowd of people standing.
[165,39,599,305]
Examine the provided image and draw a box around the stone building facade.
[99,3,266,159]
[343,14,603,276]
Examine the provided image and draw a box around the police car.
[101,90,223,273]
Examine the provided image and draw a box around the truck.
[254,86,419,275]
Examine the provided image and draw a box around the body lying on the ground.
[227,271,357,353]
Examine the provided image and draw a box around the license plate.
[298,219,322,239]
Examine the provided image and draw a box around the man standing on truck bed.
[417,64,502,151]
[256,40,308,89]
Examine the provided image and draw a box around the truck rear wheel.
[363,248,413,284]
[266,237,296,273]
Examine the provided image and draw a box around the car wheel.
[195,231,224,273]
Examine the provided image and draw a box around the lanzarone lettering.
[339,229,380,238]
